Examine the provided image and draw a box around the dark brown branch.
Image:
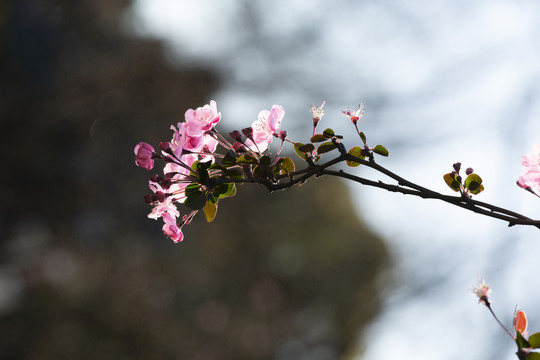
[209,151,540,230]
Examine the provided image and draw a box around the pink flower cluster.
[517,144,540,194]
[134,101,222,242]
[134,101,286,243]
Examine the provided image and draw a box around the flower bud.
[229,130,242,142]
[466,167,474,175]
[233,142,248,153]
[134,142,155,170]
[276,130,287,141]
[242,127,254,140]
[159,142,173,155]
[453,162,461,173]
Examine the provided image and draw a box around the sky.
[128,1,540,358]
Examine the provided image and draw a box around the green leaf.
[224,167,244,180]
[294,143,307,160]
[323,128,335,138]
[310,134,327,143]
[237,154,258,164]
[529,333,540,349]
[516,331,531,349]
[184,191,206,210]
[526,352,540,360]
[470,184,484,195]
[215,183,236,199]
[465,173,483,194]
[346,146,365,167]
[203,200,218,222]
[373,145,389,157]
[278,157,295,174]
[317,141,337,155]
[222,151,237,167]
[196,161,211,183]
[443,173,461,192]
[184,183,201,197]
[360,131,367,144]
[297,143,315,153]
[259,155,272,167]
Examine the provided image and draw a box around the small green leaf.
[465,173,483,194]
[443,173,461,192]
[298,143,315,153]
[516,331,531,349]
[529,332,540,348]
[184,183,201,197]
[237,154,258,164]
[203,200,218,222]
[360,132,367,144]
[224,167,244,180]
[470,184,484,195]
[310,134,327,143]
[373,145,389,157]
[185,191,206,210]
[259,155,272,167]
[526,352,540,360]
[222,151,237,167]
[215,183,236,199]
[317,141,337,155]
[323,128,335,138]
[253,165,268,178]
[294,143,307,160]
[346,146,365,167]
[278,157,295,174]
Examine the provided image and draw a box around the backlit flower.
[162,212,184,243]
[310,101,326,121]
[342,104,365,124]
[246,105,285,152]
[183,100,221,136]
[472,277,491,305]
[517,144,540,193]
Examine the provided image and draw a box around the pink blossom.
[174,115,219,161]
[246,105,285,152]
[147,181,180,219]
[162,212,184,243]
[517,144,540,192]
[134,142,155,170]
[183,100,221,137]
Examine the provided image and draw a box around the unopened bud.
[242,127,254,140]
[229,130,242,142]
[466,167,474,175]
[233,142,248,153]
[154,191,166,202]
[159,142,173,154]
[453,162,461,173]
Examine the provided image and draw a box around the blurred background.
[2,0,540,359]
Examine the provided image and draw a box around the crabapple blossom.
[246,105,285,152]
[472,277,491,305]
[342,104,365,124]
[161,212,183,243]
[183,100,221,136]
[517,144,540,193]
[134,142,155,170]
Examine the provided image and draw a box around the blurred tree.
[0,0,390,359]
